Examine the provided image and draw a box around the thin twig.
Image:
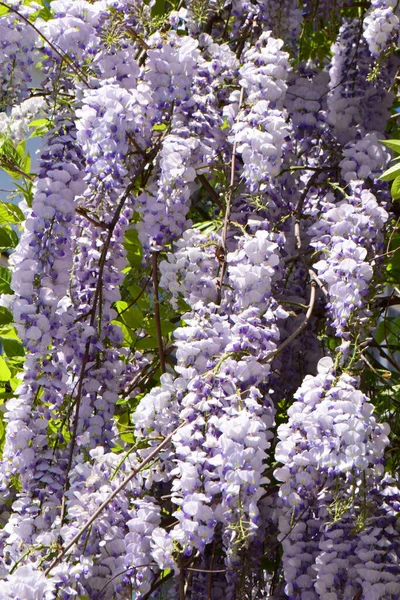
[118,273,152,318]
[75,207,109,230]
[0,158,35,181]
[188,567,226,574]
[264,280,317,363]
[197,173,222,207]
[179,567,185,600]
[370,339,400,372]
[308,268,328,296]
[207,539,217,600]
[361,353,397,390]
[45,423,184,575]
[152,252,166,374]
[141,572,174,600]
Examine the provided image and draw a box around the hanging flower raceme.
[51,447,144,599]
[231,31,290,192]
[0,120,86,572]
[134,32,202,253]
[275,357,399,600]
[284,65,329,153]
[327,19,396,144]
[0,96,45,146]
[363,0,400,57]
[136,31,238,254]
[309,185,388,342]
[131,225,287,598]
[0,2,39,111]
[0,3,399,599]
[339,132,391,184]
[42,0,110,68]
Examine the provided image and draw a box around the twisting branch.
[45,422,184,575]
[263,280,317,363]
[308,268,328,296]
[152,252,166,374]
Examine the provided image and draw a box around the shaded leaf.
[0,307,13,325]
[391,176,400,200]
[0,226,18,250]
[0,338,25,357]
[0,267,12,294]
[379,161,400,182]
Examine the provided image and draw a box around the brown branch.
[308,268,328,296]
[75,207,109,230]
[141,571,174,600]
[263,280,317,363]
[370,339,400,372]
[45,423,184,575]
[207,539,217,600]
[188,567,226,573]
[152,252,166,374]
[0,158,35,181]
[179,568,185,600]
[197,173,222,207]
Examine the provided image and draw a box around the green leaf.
[127,284,150,309]
[29,118,51,138]
[392,176,400,200]
[381,139,400,153]
[0,307,13,325]
[221,117,230,131]
[135,336,158,350]
[115,301,143,330]
[0,267,12,294]
[111,321,133,347]
[379,161,400,182]
[0,202,25,224]
[0,226,18,250]
[0,338,25,357]
[143,318,176,337]
[24,0,53,21]
[29,119,49,127]
[151,0,165,17]
[124,228,142,269]
[14,182,34,207]
[0,5,9,16]
[0,356,11,381]
[375,321,386,344]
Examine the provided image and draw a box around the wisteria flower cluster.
[0,1,399,599]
